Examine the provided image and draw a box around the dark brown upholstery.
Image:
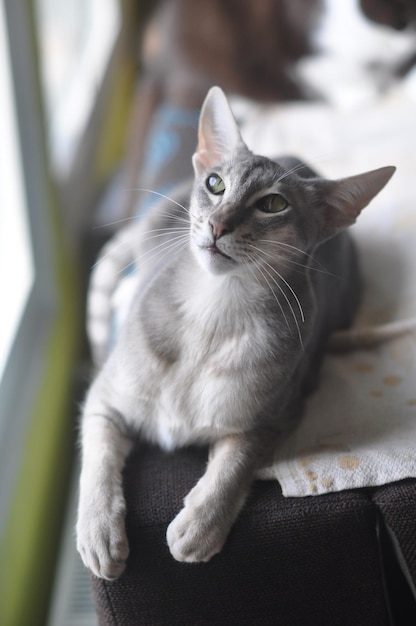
[90,443,416,625]
[373,481,416,584]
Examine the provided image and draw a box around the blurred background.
[0,1,415,624]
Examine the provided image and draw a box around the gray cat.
[77,86,395,580]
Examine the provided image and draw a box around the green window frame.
[0,2,80,625]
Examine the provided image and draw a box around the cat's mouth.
[204,245,233,261]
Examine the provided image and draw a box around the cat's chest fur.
[118,263,285,449]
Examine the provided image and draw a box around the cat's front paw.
[166,503,228,563]
[76,490,129,580]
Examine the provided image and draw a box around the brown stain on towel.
[299,456,317,467]
[355,362,374,373]
[338,455,360,470]
[370,390,384,398]
[320,477,334,490]
[303,468,318,494]
[383,375,403,387]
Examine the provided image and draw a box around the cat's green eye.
[206,174,226,195]
[258,194,288,214]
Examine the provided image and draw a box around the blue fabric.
[136,105,199,215]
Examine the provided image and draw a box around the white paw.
[166,504,228,563]
[76,490,129,580]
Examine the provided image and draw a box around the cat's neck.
[177,254,264,320]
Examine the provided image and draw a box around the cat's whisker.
[258,238,311,259]
[113,258,136,279]
[136,237,190,273]
[258,239,334,276]
[116,234,189,278]
[100,230,188,274]
[276,162,310,183]
[135,228,190,246]
[92,200,192,231]
[132,188,189,213]
[134,206,192,226]
[142,226,190,234]
[243,251,291,333]
[262,250,333,278]
[261,263,304,348]
[91,227,147,270]
[91,225,188,272]
[265,263,305,324]
[92,215,138,230]
[275,152,336,184]
[247,244,305,323]
[132,233,190,270]
[246,246,317,281]
[149,210,191,225]
[282,257,336,277]
[246,244,304,346]
[240,252,265,292]
[132,187,199,222]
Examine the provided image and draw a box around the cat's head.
[189,86,395,277]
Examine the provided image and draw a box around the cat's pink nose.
[209,218,229,240]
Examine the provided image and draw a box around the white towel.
[257,338,416,495]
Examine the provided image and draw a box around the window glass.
[0,0,34,381]
[34,0,120,175]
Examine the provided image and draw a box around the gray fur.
[77,86,395,579]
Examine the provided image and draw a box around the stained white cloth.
[240,77,416,496]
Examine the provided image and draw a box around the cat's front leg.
[167,434,263,563]
[76,410,133,580]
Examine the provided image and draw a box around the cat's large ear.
[322,166,396,236]
[193,86,245,175]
